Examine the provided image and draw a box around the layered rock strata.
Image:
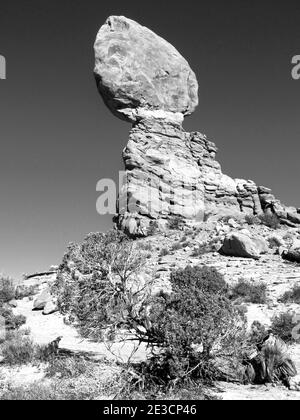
[94,16,300,236]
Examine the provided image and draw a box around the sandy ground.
[14,298,147,363]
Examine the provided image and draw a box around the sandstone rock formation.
[94,16,300,236]
[220,232,267,260]
[94,16,198,122]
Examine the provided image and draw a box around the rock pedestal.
[94,16,300,235]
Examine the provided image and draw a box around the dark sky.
[0,1,300,279]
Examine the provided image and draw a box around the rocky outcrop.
[94,16,300,236]
[220,232,265,260]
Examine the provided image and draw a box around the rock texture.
[94,16,198,122]
[94,16,300,236]
[220,232,263,260]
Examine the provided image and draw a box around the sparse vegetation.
[46,355,91,379]
[192,239,219,256]
[52,230,148,341]
[125,265,246,387]
[230,279,267,304]
[147,221,159,236]
[0,276,15,303]
[171,242,183,252]
[0,330,36,365]
[138,242,153,251]
[280,285,300,304]
[0,306,26,331]
[15,284,39,300]
[259,213,281,230]
[245,214,261,226]
[167,216,185,231]
[271,312,298,343]
[159,247,169,257]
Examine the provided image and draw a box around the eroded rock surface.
[94,16,198,122]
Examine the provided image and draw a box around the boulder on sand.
[43,300,58,315]
[33,288,52,310]
[219,232,261,260]
[282,250,300,264]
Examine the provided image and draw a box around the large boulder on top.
[94,16,198,122]
[219,232,261,260]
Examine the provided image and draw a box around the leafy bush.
[0,306,26,331]
[52,231,148,340]
[280,285,300,304]
[171,243,183,252]
[1,330,35,365]
[0,276,15,303]
[245,214,261,226]
[147,221,159,236]
[159,248,169,257]
[167,216,185,231]
[259,213,280,230]
[46,356,90,379]
[192,239,218,256]
[15,284,39,300]
[230,279,267,304]
[0,361,124,400]
[248,321,268,345]
[271,313,298,343]
[138,242,153,251]
[128,266,245,386]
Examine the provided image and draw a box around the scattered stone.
[219,232,261,260]
[43,300,58,315]
[282,250,300,264]
[8,299,18,308]
[33,288,52,310]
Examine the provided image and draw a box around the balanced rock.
[94,16,198,122]
[94,17,300,235]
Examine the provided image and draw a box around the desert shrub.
[127,266,246,387]
[171,243,183,252]
[52,230,148,340]
[248,321,268,346]
[46,356,90,379]
[192,239,218,256]
[1,330,35,365]
[167,216,185,231]
[148,221,159,236]
[0,276,15,303]
[0,361,123,400]
[15,284,39,300]
[138,242,153,251]
[159,248,169,257]
[259,213,280,230]
[245,214,261,226]
[243,334,297,386]
[0,306,26,331]
[230,279,267,304]
[280,285,300,304]
[271,313,297,343]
